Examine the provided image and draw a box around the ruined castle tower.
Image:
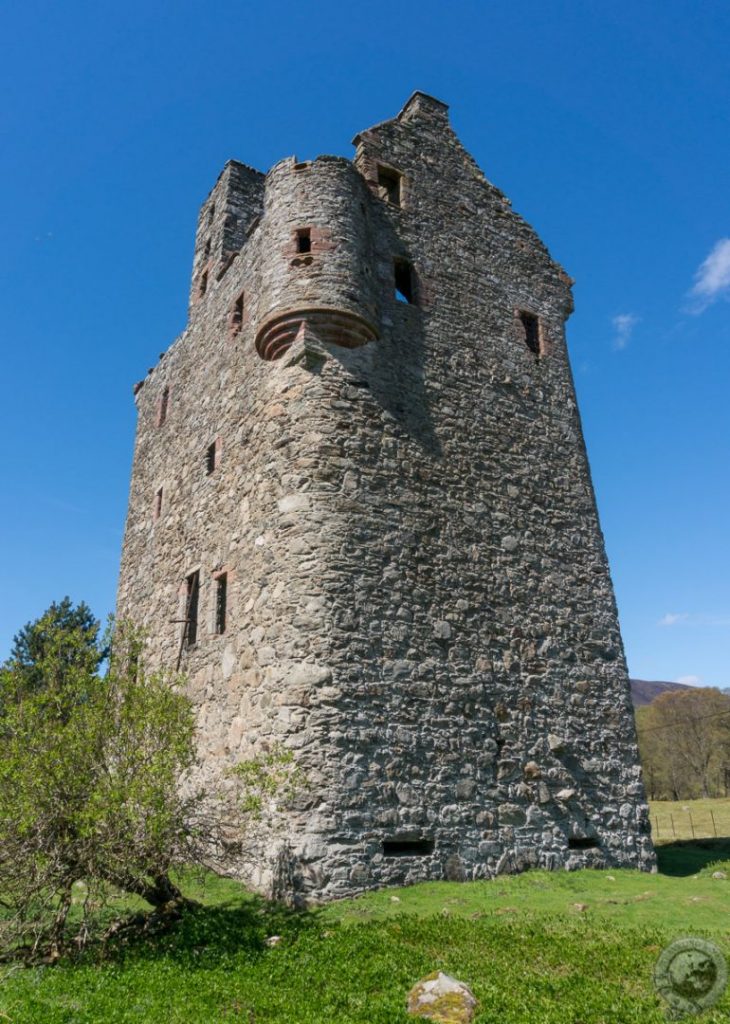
[117,92,655,901]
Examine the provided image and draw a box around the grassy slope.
[1,818,729,1022]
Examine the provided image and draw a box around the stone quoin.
[117,92,656,902]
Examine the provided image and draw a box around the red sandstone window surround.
[296,228,312,254]
[229,291,244,337]
[157,385,170,427]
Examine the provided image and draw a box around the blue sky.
[1,1,728,686]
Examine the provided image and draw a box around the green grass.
[651,796,730,843]
[1,804,729,1023]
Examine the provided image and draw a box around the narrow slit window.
[199,269,208,297]
[154,487,163,521]
[229,291,244,336]
[377,165,403,206]
[215,573,227,634]
[205,440,218,475]
[382,838,434,857]
[184,571,199,648]
[518,311,540,356]
[296,228,312,254]
[207,203,215,225]
[394,258,416,304]
[203,237,211,258]
[158,385,170,426]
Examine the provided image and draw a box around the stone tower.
[117,92,655,901]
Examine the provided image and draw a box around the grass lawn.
[651,797,730,843]
[1,806,729,1023]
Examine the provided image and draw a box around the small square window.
[377,165,403,207]
[296,228,312,254]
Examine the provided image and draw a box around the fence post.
[670,813,676,838]
[654,815,660,839]
[688,810,695,839]
[710,810,717,838]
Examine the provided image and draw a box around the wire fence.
[650,803,730,843]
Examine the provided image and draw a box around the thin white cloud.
[687,237,730,313]
[659,612,688,627]
[658,611,730,628]
[676,675,702,686]
[612,313,640,350]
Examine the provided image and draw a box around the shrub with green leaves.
[0,606,201,958]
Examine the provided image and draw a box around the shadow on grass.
[656,837,730,876]
[95,893,324,968]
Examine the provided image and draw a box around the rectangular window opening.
[217,251,238,281]
[382,838,434,857]
[199,269,208,297]
[184,571,199,648]
[207,203,215,225]
[205,441,218,475]
[377,165,402,206]
[203,237,211,258]
[215,573,227,635]
[567,837,600,850]
[394,258,416,304]
[158,385,170,426]
[519,311,540,356]
[230,291,244,335]
[296,228,312,254]
[154,487,163,521]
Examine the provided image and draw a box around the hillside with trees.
[636,688,730,800]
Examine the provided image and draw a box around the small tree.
[0,612,202,958]
[7,597,105,695]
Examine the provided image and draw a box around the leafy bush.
[0,607,202,958]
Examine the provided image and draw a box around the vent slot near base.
[382,838,435,857]
[568,837,599,850]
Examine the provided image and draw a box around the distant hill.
[630,678,692,707]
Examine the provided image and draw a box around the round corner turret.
[254,157,381,362]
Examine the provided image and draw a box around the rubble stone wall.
[117,92,655,902]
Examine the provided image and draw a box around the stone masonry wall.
[117,92,655,902]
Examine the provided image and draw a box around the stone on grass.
[711,870,727,880]
[407,971,477,1023]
